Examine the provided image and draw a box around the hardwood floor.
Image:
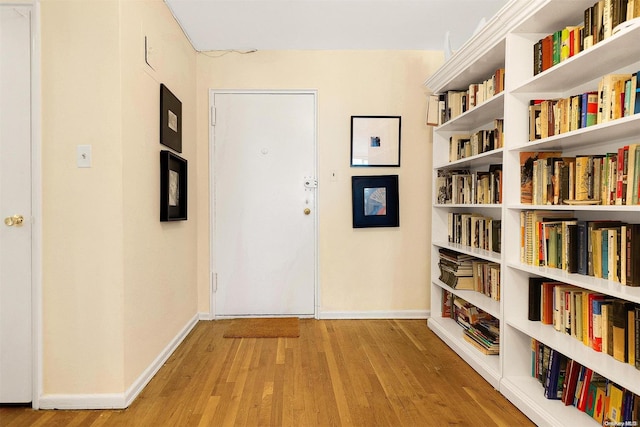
[1,319,534,426]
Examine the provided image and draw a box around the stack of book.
[529,280,640,370]
[447,212,501,253]
[463,317,500,355]
[425,68,505,126]
[520,145,640,206]
[532,340,640,424]
[533,1,640,75]
[438,249,474,289]
[528,73,640,141]
[436,165,502,205]
[519,211,640,285]
[448,120,504,162]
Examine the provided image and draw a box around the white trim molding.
[318,310,429,320]
[39,314,199,410]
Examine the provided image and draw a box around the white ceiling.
[164,0,508,52]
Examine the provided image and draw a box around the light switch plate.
[77,145,92,168]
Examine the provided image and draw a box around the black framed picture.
[160,83,182,153]
[351,175,399,228]
[160,150,187,221]
[350,116,401,167]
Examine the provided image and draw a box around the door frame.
[1,2,43,408]
[208,89,319,320]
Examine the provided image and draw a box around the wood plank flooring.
[1,319,534,426]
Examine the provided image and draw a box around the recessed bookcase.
[425,1,640,425]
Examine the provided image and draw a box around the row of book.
[438,248,500,300]
[448,119,504,162]
[529,279,640,368]
[528,73,640,141]
[436,165,502,205]
[533,0,640,75]
[532,340,639,424]
[520,211,640,286]
[446,212,501,254]
[425,68,505,126]
[520,146,640,206]
[442,291,499,355]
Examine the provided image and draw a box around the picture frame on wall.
[160,150,187,221]
[350,116,401,167]
[351,175,399,228]
[160,83,182,153]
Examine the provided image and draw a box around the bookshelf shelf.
[505,319,640,395]
[506,261,640,305]
[433,241,501,263]
[426,316,501,388]
[512,24,640,94]
[510,114,640,153]
[432,279,501,318]
[501,375,599,427]
[507,203,640,212]
[426,1,640,425]
[434,148,504,170]
[435,93,504,132]
[433,203,502,209]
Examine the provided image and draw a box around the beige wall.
[196,51,442,316]
[37,0,441,399]
[40,0,197,395]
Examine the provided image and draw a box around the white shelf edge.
[506,204,640,212]
[500,376,598,427]
[509,114,640,152]
[433,241,502,263]
[504,320,640,396]
[434,203,502,209]
[432,278,501,318]
[434,148,504,170]
[427,317,501,389]
[505,261,640,305]
[512,24,640,94]
[435,92,505,131]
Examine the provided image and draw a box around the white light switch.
[77,145,92,168]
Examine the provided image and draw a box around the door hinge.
[210,106,216,126]
[212,272,218,293]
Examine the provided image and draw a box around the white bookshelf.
[426,1,640,425]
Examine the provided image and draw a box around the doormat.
[222,317,300,338]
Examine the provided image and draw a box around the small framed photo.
[160,150,187,221]
[350,116,401,167]
[352,175,399,228]
[160,83,182,153]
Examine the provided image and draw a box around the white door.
[0,6,33,403]
[212,91,316,317]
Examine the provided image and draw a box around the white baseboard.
[198,311,213,321]
[318,310,430,319]
[39,313,200,410]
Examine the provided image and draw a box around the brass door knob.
[304,208,311,215]
[4,215,24,226]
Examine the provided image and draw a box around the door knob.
[304,208,311,215]
[4,215,24,227]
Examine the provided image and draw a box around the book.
[426,94,440,126]
[544,349,562,399]
[636,306,640,369]
[613,299,631,362]
[528,277,544,321]
[562,359,581,406]
[576,367,593,411]
[627,224,640,286]
[520,152,561,204]
[629,306,636,366]
[605,383,625,424]
[585,373,607,417]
